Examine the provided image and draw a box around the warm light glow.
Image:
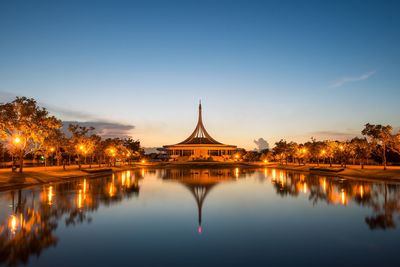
[279,171,284,185]
[126,176,131,188]
[272,169,276,180]
[121,172,126,186]
[321,149,326,156]
[339,145,344,151]
[109,183,115,197]
[235,154,240,159]
[50,147,55,152]
[360,185,364,198]
[13,136,21,145]
[323,178,326,192]
[235,167,239,178]
[9,215,17,234]
[79,145,84,151]
[303,182,307,193]
[78,189,82,208]
[48,186,53,205]
[83,179,87,195]
[263,159,268,163]
[301,148,307,154]
[341,189,346,205]
[141,159,146,164]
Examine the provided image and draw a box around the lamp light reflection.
[48,186,53,205]
[78,189,82,209]
[341,189,346,205]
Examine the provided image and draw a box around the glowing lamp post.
[11,136,22,172]
[320,149,326,165]
[108,147,116,167]
[76,144,86,169]
[13,136,21,145]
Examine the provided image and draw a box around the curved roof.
[178,101,222,145]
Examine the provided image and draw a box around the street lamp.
[12,136,22,172]
[13,136,21,145]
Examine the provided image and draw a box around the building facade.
[163,102,237,161]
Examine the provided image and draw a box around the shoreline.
[1,162,400,191]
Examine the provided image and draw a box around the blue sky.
[0,0,399,149]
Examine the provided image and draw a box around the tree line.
[243,124,400,169]
[0,97,142,172]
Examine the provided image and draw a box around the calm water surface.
[1,168,400,267]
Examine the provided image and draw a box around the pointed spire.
[178,101,221,144]
[198,99,202,123]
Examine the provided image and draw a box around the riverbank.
[0,165,136,191]
[1,161,400,190]
[267,163,400,180]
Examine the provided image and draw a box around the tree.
[350,137,371,169]
[123,138,142,162]
[273,140,289,164]
[325,141,338,167]
[362,123,394,170]
[42,129,67,166]
[0,97,61,172]
[307,138,324,165]
[68,124,95,169]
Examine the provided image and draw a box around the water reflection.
[0,170,142,266]
[268,168,400,229]
[0,168,399,266]
[161,168,239,233]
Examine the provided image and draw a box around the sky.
[0,0,399,149]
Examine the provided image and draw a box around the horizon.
[1,0,399,149]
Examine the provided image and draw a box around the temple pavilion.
[164,102,237,161]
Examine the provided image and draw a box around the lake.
[1,167,400,267]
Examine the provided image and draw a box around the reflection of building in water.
[162,168,236,233]
[163,102,237,161]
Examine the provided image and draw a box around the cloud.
[62,121,135,139]
[331,70,376,88]
[253,138,270,151]
[0,90,100,120]
[308,130,359,141]
[47,105,99,121]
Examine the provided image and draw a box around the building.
[164,102,237,161]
